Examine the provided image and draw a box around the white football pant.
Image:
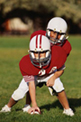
[12,74,64,101]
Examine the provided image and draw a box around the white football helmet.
[46,17,68,45]
[29,34,51,68]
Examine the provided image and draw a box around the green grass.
[0,35,81,122]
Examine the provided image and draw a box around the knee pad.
[53,78,64,93]
[12,88,26,101]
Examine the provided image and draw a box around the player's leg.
[7,97,18,108]
[57,90,69,109]
[26,91,31,105]
[38,74,74,116]
[52,77,69,109]
[0,78,30,112]
[52,77,74,116]
[57,90,74,116]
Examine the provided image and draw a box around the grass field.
[0,35,81,122]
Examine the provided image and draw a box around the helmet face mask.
[46,29,66,45]
[46,17,67,45]
[29,35,51,68]
[29,50,51,68]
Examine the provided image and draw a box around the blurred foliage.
[0,0,81,34]
[0,0,81,23]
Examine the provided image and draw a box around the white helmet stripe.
[36,35,38,48]
[39,35,42,48]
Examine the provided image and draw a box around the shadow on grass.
[15,98,81,113]
[40,98,81,113]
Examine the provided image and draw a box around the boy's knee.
[12,89,25,101]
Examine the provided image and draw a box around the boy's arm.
[29,81,37,107]
[46,69,64,87]
[28,81,40,114]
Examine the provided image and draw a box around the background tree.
[0,0,81,34]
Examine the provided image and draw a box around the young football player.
[30,17,71,56]
[0,34,74,116]
[24,17,72,114]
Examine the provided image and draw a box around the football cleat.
[22,104,31,112]
[0,105,11,112]
[63,108,74,116]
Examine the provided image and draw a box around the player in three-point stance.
[0,17,74,116]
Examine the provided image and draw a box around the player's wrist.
[32,102,37,107]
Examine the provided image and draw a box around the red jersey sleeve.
[62,39,72,56]
[19,55,39,82]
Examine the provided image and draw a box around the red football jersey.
[61,39,72,56]
[19,46,67,82]
[30,30,72,56]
